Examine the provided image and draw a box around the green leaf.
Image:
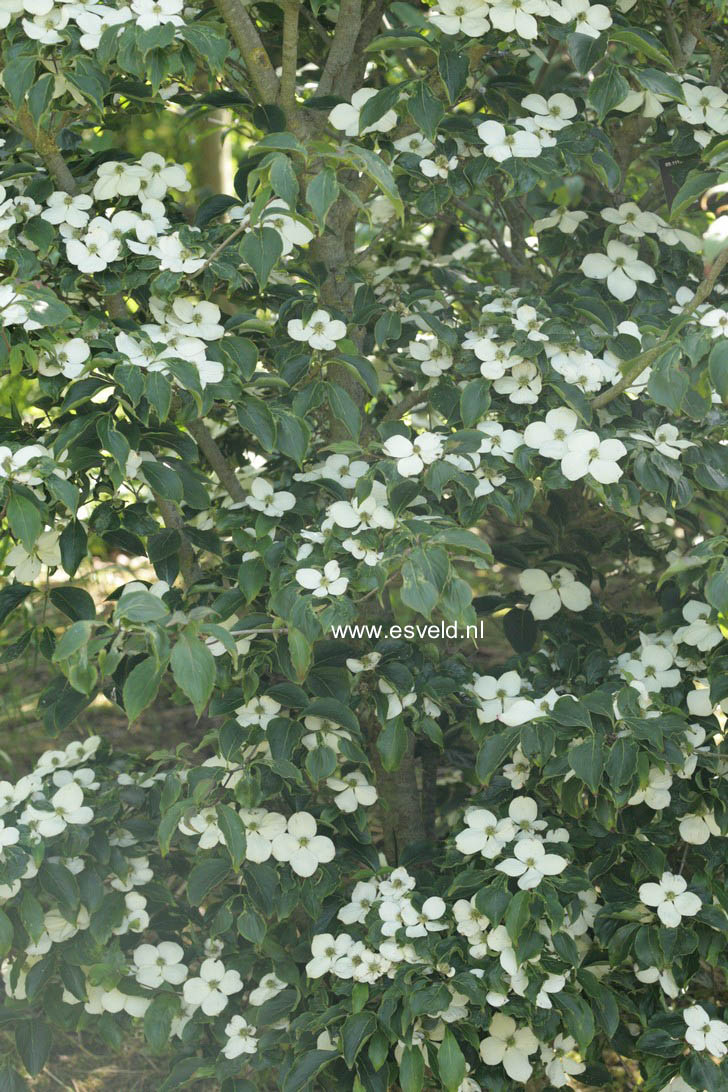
[635,67,684,101]
[400,562,438,617]
[709,339,728,401]
[187,857,230,905]
[605,737,638,787]
[588,66,630,119]
[59,519,87,577]
[503,608,537,652]
[269,155,299,208]
[609,26,672,66]
[144,993,179,1052]
[0,1065,27,1092]
[567,31,606,73]
[7,495,41,553]
[0,910,13,960]
[123,656,165,722]
[475,726,520,784]
[505,889,531,942]
[306,169,340,231]
[288,627,312,683]
[241,227,283,290]
[343,144,403,220]
[407,82,444,141]
[39,862,80,916]
[438,1030,466,1091]
[158,801,188,856]
[216,803,247,870]
[52,620,92,662]
[49,587,95,621]
[438,46,469,104]
[377,718,408,772]
[327,383,361,439]
[706,569,728,614]
[15,1022,51,1079]
[554,993,596,1053]
[0,584,32,626]
[304,698,359,733]
[275,411,311,465]
[399,1045,424,1092]
[358,84,401,131]
[237,396,277,451]
[282,1050,337,1092]
[671,170,716,219]
[142,460,183,502]
[342,1011,377,1068]
[4,57,36,108]
[459,378,490,427]
[115,590,170,622]
[170,632,216,716]
[551,697,592,728]
[567,736,604,793]
[305,744,337,782]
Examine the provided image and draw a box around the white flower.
[326,770,377,812]
[133,942,187,988]
[329,88,397,136]
[393,132,435,156]
[476,421,523,460]
[478,120,542,161]
[561,431,627,484]
[601,202,660,238]
[676,600,722,652]
[429,0,490,36]
[629,423,695,458]
[523,407,578,458]
[551,0,612,38]
[177,807,223,850]
[223,1015,257,1058]
[628,767,672,810]
[287,309,346,350]
[382,431,443,476]
[677,84,728,133]
[420,155,458,179]
[42,191,92,229]
[680,810,720,845]
[639,872,701,928]
[519,567,591,620]
[245,477,295,517]
[683,1005,728,1055]
[633,964,679,998]
[263,200,315,255]
[494,361,542,404]
[66,219,121,274]
[534,207,588,234]
[131,0,183,28]
[183,958,243,1016]
[480,1013,539,1082]
[327,491,394,534]
[503,747,531,789]
[39,338,90,380]
[166,297,224,339]
[338,881,378,924]
[271,812,335,877]
[24,782,93,838]
[239,809,287,862]
[507,796,549,835]
[581,241,656,301]
[455,808,515,858]
[489,0,548,39]
[236,695,281,730]
[540,1035,585,1087]
[0,821,19,854]
[295,559,348,597]
[249,972,286,1005]
[700,308,728,338]
[306,932,353,978]
[472,670,522,722]
[409,335,453,377]
[496,837,567,889]
[521,93,577,130]
[620,645,680,692]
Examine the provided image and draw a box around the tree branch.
[187,419,248,503]
[214,0,280,103]
[381,387,428,423]
[590,247,728,409]
[154,495,204,587]
[277,0,300,112]
[316,0,363,96]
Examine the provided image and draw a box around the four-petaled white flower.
[182,957,243,1016]
[429,0,491,36]
[287,309,347,350]
[245,477,295,517]
[683,1004,728,1055]
[521,93,577,130]
[133,942,187,988]
[581,241,656,301]
[382,431,443,476]
[326,770,378,812]
[639,872,702,927]
[552,0,612,38]
[478,120,542,161]
[524,407,578,458]
[480,1013,540,1082]
[223,1015,258,1059]
[328,88,398,136]
[271,812,335,877]
[561,431,627,483]
[630,423,695,458]
[296,560,349,597]
[24,782,93,838]
[519,567,591,620]
[496,837,567,889]
[489,0,549,40]
[456,808,515,859]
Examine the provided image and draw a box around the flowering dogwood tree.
[2,0,728,1088]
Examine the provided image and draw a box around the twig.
[192,221,247,277]
[186,419,247,503]
[382,387,429,423]
[590,247,728,409]
[154,494,204,587]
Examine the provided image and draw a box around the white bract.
[581,241,656,300]
[270,812,336,877]
[496,837,568,889]
[287,309,346,350]
[518,567,591,619]
[382,432,443,476]
[480,1013,540,1081]
[182,958,243,1016]
[295,559,349,597]
[639,872,702,927]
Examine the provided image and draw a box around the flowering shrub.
[2,0,728,1089]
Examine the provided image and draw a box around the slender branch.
[382,387,428,423]
[277,0,300,112]
[192,221,247,277]
[154,495,204,587]
[187,419,248,503]
[590,247,728,409]
[214,0,280,103]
